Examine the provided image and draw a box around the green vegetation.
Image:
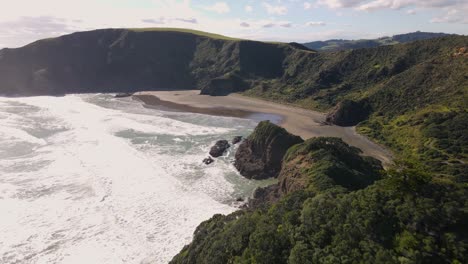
[128,27,242,40]
[170,31,468,264]
[303,31,451,52]
[244,35,468,181]
[172,138,467,263]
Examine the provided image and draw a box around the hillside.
[303,31,452,51]
[0,28,309,96]
[244,35,468,181]
[172,131,467,263]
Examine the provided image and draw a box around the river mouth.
[0,93,275,264]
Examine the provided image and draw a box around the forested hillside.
[172,133,467,263]
[303,31,451,51]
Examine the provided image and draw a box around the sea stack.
[234,121,303,180]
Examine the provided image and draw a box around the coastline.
[133,90,393,166]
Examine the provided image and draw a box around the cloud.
[245,5,253,12]
[431,8,468,24]
[205,2,230,14]
[317,0,365,9]
[258,21,293,29]
[356,0,461,11]
[306,21,326,26]
[175,18,198,24]
[0,16,77,48]
[142,17,197,25]
[262,23,276,28]
[304,2,312,9]
[142,18,165,24]
[240,22,250,27]
[316,0,468,25]
[262,3,288,15]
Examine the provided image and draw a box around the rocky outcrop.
[232,136,243,145]
[202,157,214,165]
[200,73,249,96]
[209,140,230,157]
[277,137,382,195]
[326,99,371,126]
[247,137,383,208]
[115,92,133,98]
[234,121,303,180]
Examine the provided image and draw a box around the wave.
[0,94,257,264]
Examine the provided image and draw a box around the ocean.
[0,94,275,264]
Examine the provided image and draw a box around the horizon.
[0,0,467,49]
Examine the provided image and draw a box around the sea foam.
[0,94,260,264]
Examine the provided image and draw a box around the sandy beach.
[134,90,393,165]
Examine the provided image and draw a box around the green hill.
[303,31,452,52]
[0,28,305,96]
[171,135,467,264]
[244,36,468,181]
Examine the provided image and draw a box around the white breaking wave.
[0,94,261,264]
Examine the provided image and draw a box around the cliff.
[0,28,308,96]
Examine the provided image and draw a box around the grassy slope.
[128,27,242,41]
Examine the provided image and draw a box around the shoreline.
[133,90,393,166]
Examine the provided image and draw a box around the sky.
[0,0,467,48]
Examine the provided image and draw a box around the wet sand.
[133,90,393,166]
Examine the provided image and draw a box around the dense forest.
[172,132,467,263]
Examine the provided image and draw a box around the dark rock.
[326,99,371,126]
[232,136,243,144]
[236,197,244,202]
[115,92,133,98]
[248,185,280,209]
[200,73,249,96]
[234,121,303,180]
[202,156,214,165]
[209,140,230,157]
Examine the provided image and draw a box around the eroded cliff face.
[0,29,305,96]
[234,121,303,180]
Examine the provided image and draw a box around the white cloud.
[142,18,165,24]
[204,2,230,14]
[240,22,250,27]
[304,2,312,9]
[245,5,253,12]
[357,0,461,11]
[317,0,365,9]
[406,9,416,15]
[431,8,468,24]
[306,21,326,26]
[262,3,288,15]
